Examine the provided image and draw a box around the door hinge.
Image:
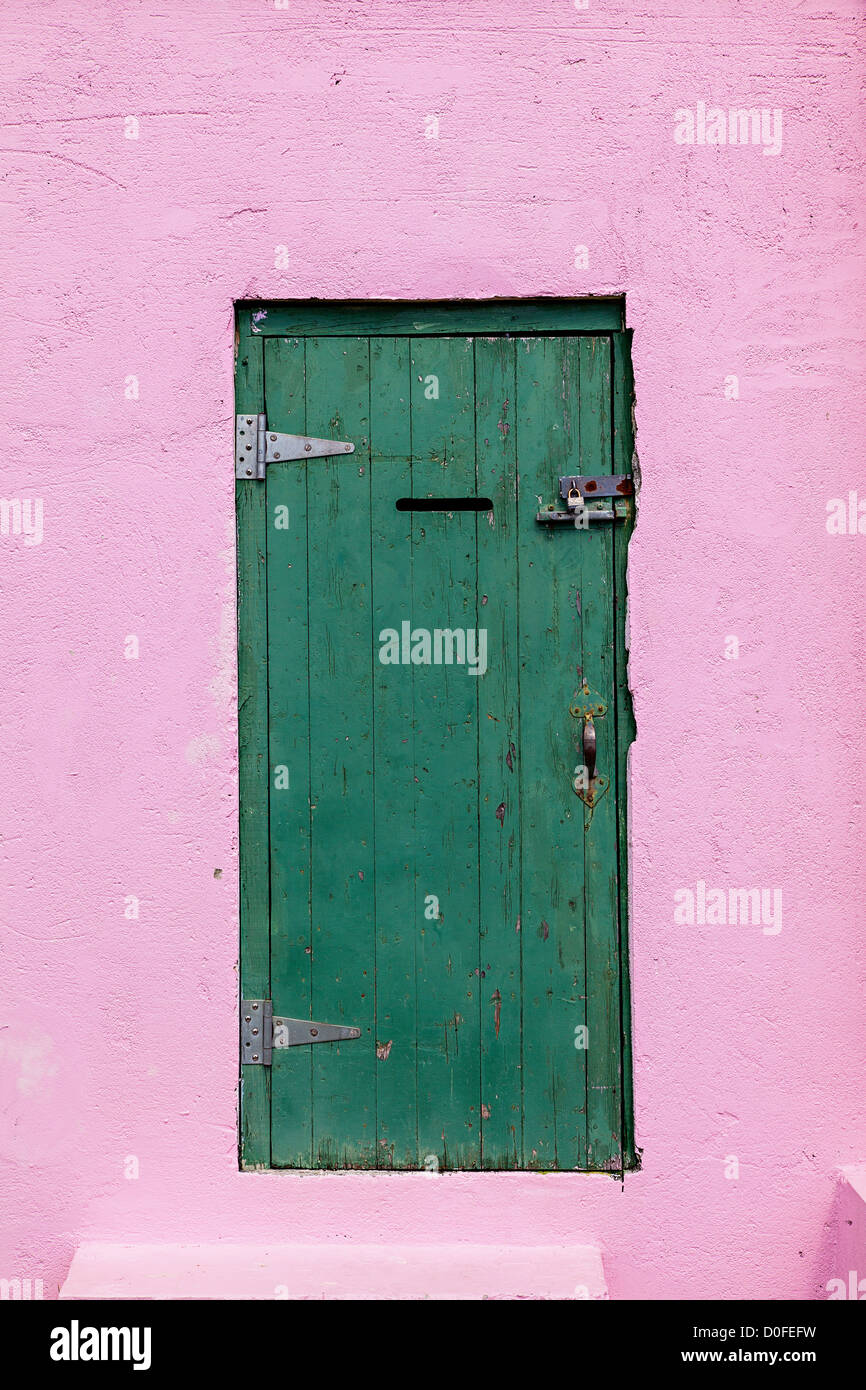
[236,412,355,479]
[241,999,362,1065]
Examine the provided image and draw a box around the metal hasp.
[559,474,634,500]
[236,412,355,479]
[535,473,633,524]
[241,999,361,1065]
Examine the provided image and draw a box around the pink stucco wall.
[1,0,864,1300]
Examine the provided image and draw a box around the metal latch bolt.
[536,474,634,524]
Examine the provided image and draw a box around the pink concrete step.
[829,1166,866,1298]
[60,1241,607,1300]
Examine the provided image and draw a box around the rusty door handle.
[571,691,609,809]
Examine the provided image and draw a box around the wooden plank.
[235,324,270,1168]
[369,336,418,1168]
[578,335,622,1172]
[516,336,588,1171]
[611,329,638,1170]
[265,337,314,1167]
[475,337,522,1168]
[241,299,624,340]
[305,337,378,1168]
[409,336,482,1170]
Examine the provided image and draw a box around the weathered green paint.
[264,335,312,1167]
[235,322,269,1169]
[370,336,417,1168]
[612,329,638,1171]
[241,298,623,339]
[476,336,521,1169]
[236,303,636,1173]
[578,335,621,1171]
[410,337,482,1169]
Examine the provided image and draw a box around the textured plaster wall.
[1,0,864,1300]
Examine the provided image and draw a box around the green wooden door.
[237,301,636,1173]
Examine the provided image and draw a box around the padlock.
[567,484,588,529]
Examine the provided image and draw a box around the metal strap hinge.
[236,413,355,479]
[241,999,361,1065]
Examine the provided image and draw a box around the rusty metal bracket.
[573,766,609,808]
[569,683,606,721]
[559,474,634,501]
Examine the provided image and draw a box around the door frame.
[235,298,638,1174]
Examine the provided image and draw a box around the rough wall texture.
[1,0,864,1300]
